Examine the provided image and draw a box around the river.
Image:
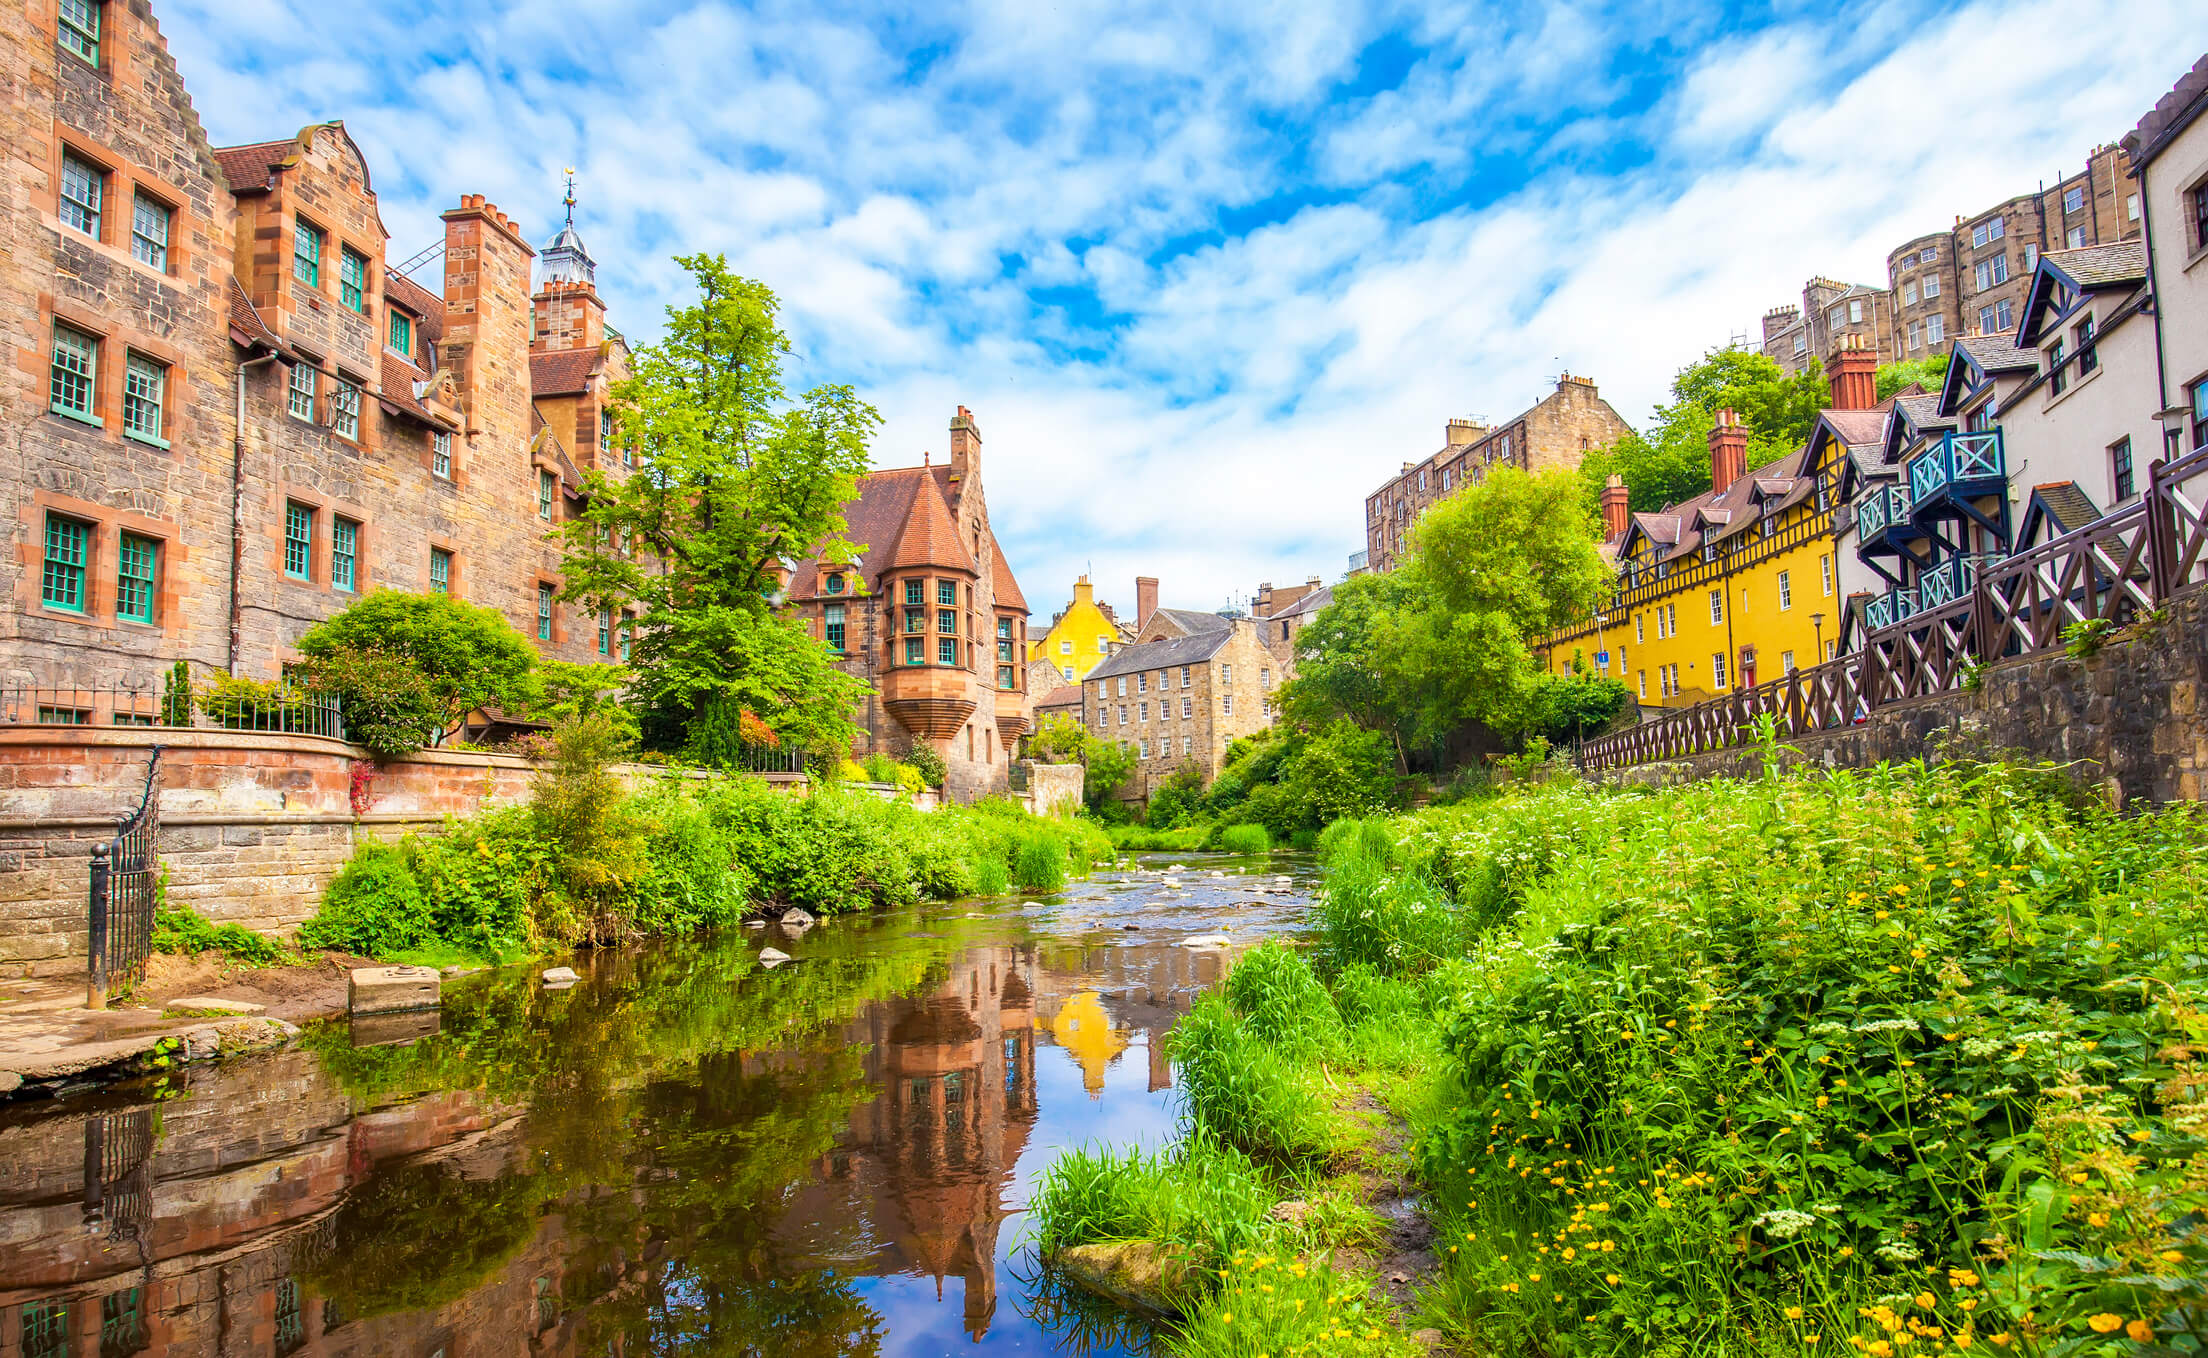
[0,853,1314,1357]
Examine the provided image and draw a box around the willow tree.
[558,254,873,759]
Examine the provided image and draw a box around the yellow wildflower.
[2086,1314,2123,1334]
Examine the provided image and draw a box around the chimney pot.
[1708,407,1749,493]
[1600,473,1631,541]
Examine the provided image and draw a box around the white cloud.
[153,0,2200,619]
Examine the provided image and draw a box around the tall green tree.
[1876,353,1949,401]
[1288,467,1612,761]
[558,256,875,757]
[1581,347,1829,516]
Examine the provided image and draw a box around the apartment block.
[1362,373,1630,574]
[1081,607,1279,803]
[1761,276,1894,376]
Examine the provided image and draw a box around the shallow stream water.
[0,854,1315,1356]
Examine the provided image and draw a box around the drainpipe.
[2138,166,2174,455]
[231,352,280,674]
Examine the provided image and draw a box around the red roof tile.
[530,348,600,396]
[988,528,1028,613]
[212,139,294,193]
[383,268,446,345]
[888,468,978,574]
[1036,684,1083,711]
[376,351,457,431]
[226,277,287,354]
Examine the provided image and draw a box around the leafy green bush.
[152,904,285,964]
[905,742,947,789]
[194,671,313,731]
[1404,766,2208,1356]
[298,842,431,954]
[1011,828,1069,892]
[293,646,441,758]
[531,715,650,942]
[1168,991,1344,1166]
[626,784,750,934]
[297,590,539,754]
[410,807,553,956]
[1144,761,1206,829]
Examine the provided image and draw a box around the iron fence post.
[87,840,111,1010]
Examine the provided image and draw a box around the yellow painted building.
[1027,576,1128,684]
[1546,407,1865,707]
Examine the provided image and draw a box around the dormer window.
[389,309,413,356]
[826,573,846,594]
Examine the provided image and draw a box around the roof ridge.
[885,466,978,574]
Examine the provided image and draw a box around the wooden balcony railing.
[1579,443,2208,772]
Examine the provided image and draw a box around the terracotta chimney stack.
[1600,473,1631,541]
[1830,334,1879,411]
[1709,408,1748,493]
[1135,577,1159,634]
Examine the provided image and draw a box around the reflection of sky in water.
[859,988,1180,1356]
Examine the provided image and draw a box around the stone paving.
[0,973,297,1091]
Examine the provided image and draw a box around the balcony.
[1913,552,1998,612]
[1866,586,1923,633]
[1906,430,2005,513]
[1853,482,1916,550]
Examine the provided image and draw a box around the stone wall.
[0,728,749,978]
[1594,585,2208,806]
[1022,761,1083,816]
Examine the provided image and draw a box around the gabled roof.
[1088,628,1235,681]
[377,351,459,431]
[1625,446,1817,563]
[987,529,1029,614]
[2018,241,2150,346]
[211,139,295,192]
[2123,52,2208,169]
[2018,481,2105,550]
[1875,394,1953,471]
[1276,584,1333,620]
[529,347,602,397]
[1035,684,1084,712]
[1146,608,1234,641]
[886,468,977,574]
[1941,335,2037,415]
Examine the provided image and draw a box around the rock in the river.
[0,1071,22,1094]
[1178,934,1231,948]
[758,947,791,967]
[167,996,265,1016]
[349,965,440,1015]
[542,966,579,985]
[745,919,767,928]
[1054,1240,1186,1318]
[780,908,816,929]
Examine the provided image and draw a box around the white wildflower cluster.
[1874,1238,1922,1263]
[1754,1208,1818,1239]
[1960,1036,2003,1059]
[1852,1017,1922,1036]
[1809,1022,1850,1040]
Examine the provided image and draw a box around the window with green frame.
[937,580,957,606]
[36,706,90,725]
[293,219,322,287]
[998,664,1016,690]
[330,377,360,439]
[937,637,958,666]
[937,608,956,634]
[904,637,924,665]
[340,247,368,312]
[122,353,165,444]
[58,0,99,65]
[59,150,102,237]
[41,514,89,611]
[824,602,846,652]
[50,323,97,422]
[132,191,170,271]
[283,501,313,580]
[538,470,556,520]
[620,614,633,660]
[537,584,554,639]
[904,607,923,633]
[903,579,923,605]
[331,517,358,591]
[388,308,412,355]
[597,608,611,654]
[287,361,316,421]
[429,547,451,594]
[115,532,158,622]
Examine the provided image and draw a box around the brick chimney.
[1709,408,1748,493]
[1600,473,1630,541]
[1136,576,1158,634]
[530,277,605,355]
[1830,334,1879,411]
[441,195,535,437]
[949,405,982,487]
[1445,418,1483,448]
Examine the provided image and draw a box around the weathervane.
[562,166,577,226]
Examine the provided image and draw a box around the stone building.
[1249,575,1331,666]
[2124,54,2208,465]
[1,0,630,707]
[1887,144,2140,365]
[1080,606,1279,803]
[1362,373,1631,574]
[1759,276,1894,375]
[1025,574,1133,684]
[785,407,1034,801]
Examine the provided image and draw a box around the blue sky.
[161,0,2198,619]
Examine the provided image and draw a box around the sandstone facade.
[1081,608,1280,802]
[1,2,628,703]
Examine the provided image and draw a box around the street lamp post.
[1811,612,1826,665]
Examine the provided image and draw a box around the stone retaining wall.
[0,728,771,978]
[1594,585,2208,805]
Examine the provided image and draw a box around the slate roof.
[2124,53,2208,169]
[1954,334,2038,372]
[886,470,977,574]
[2045,240,2149,289]
[1035,684,1084,713]
[1275,584,1333,620]
[1625,446,1818,564]
[212,139,293,192]
[377,351,458,431]
[1149,607,1234,638]
[529,348,601,397]
[1087,628,1235,681]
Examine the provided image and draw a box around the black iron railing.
[3,679,343,739]
[88,746,161,1008]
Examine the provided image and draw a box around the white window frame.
[1777,570,1792,610]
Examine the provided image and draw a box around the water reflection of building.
[1032,939,1232,1095]
[774,943,1041,1340]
